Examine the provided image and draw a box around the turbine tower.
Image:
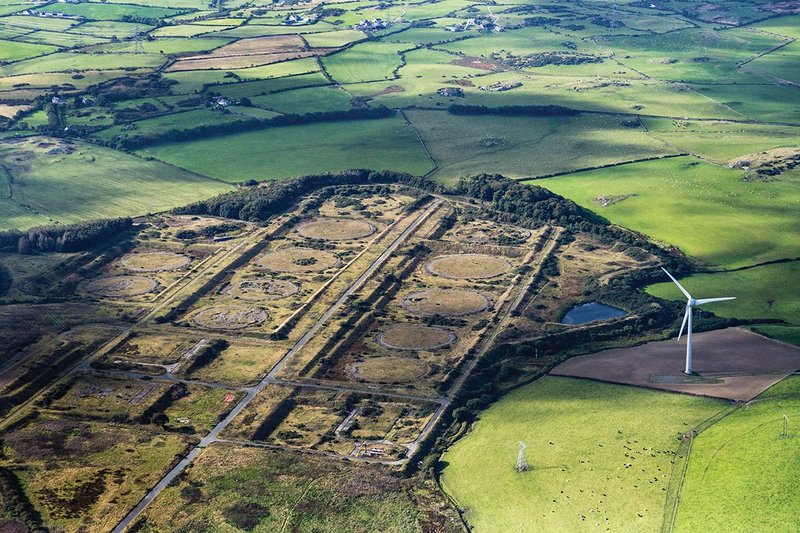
[662,267,735,375]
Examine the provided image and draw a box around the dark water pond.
[562,302,627,325]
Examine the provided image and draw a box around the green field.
[91,107,264,143]
[139,115,434,182]
[647,261,800,344]
[86,36,231,55]
[0,51,167,76]
[250,85,350,113]
[600,28,786,83]
[532,157,800,269]
[0,38,55,61]
[641,118,800,161]
[0,0,795,234]
[441,376,727,532]
[322,42,409,84]
[0,137,232,230]
[39,2,186,21]
[408,110,677,185]
[675,376,800,532]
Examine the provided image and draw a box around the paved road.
[112,200,443,532]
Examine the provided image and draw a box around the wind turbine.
[661,268,736,375]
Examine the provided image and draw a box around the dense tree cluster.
[0,265,10,297]
[88,74,174,106]
[454,173,587,226]
[0,218,132,254]
[175,169,442,221]
[0,467,46,533]
[175,222,243,240]
[448,104,580,117]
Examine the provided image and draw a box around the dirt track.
[550,328,800,401]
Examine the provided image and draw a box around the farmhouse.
[355,18,388,31]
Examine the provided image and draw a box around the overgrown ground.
[131,443,460,532]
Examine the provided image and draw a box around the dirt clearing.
[550,328,800,401]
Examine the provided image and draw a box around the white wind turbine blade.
[661,267,692,300]
[677,305,691,341]
[695,297,736,305]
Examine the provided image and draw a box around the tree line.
[109,107,396,150]
[175,169,443,222]
[448,104,580,117]
[0,218,132,255]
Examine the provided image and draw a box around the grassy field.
[647,261,800,345]
[641,118,800,161]
[322,42,408,84]
[441,376,727,532]
[39,2,186,21]
[0,38,55,61]
[0,51,167,76]
[408,110,676,185]
[91,107,264,142]
[251,85,351,114]
[87,36,232,55]
[600,28,786,83]
[138,115,434,182]
[675,376,800,532]
[533,157,800,269]
[0,137,232,230]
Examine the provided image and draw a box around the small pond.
[561,302,627,325]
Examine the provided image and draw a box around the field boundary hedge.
[108,107,395,149]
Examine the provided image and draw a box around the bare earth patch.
[192,305,269,330]
[426,254,512,280]
[353,356,429,382]
[550,328,800,401]
[377,323,456,350]
[165,215,224,230]
[452,56,506,71]
[401,289,490,316]
[256,247,339,273]
[223,278,299,301]
[119,251,190,272]
[452,221,530,244]
[373,84,405,97]
[85,275,157,297]
[296,217,376,241]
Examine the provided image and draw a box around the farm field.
[138,115,434,182]
[441,376,727,532]
[0,136,232,230]
[531,157,800,269]
[675,376,800,532]
[407,110,677,184]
